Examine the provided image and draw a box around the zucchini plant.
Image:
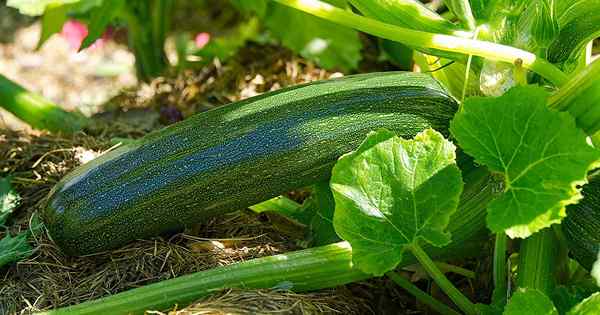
[33,0,600,314]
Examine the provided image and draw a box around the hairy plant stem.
[273,0,567,86]
[387,271,461,315]
[410,243,478,315]
[516,228,557,294]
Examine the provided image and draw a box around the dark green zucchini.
[563,175,600,270]
[42,72,458,255]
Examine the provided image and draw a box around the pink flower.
[195,32,211,49]
[61,20,111,51]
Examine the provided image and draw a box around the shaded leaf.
[450,86,600,238]
[308,182,340,246]
[552,285,598,314]
[0,177,20,226]
[79,0,124,51]
[331,129,463,275]
[263,2,362,71]
[0,232,32,268]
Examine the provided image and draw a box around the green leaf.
[308,182,340,246]
[263,2,362,71]
[331,129,463,275]
[0,177,20,226]
[549,0,600,70]
[347,0,458,34]
[514,0,559,53]
[568,293,600,315]
[0,231,32,268]
[195,18,260,63]
[230,0,268,17]
[552,285,598,315]
[37,3,71,49]
[79,0,125,51]
[450,86,600,238]
[6,0,80,16]
[249,195,303,219]
[503,288,558,315]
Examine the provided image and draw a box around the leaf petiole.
[491,233,508,306]
[410,242,478,315]
[273,0,567,86]
[387,271,461,315]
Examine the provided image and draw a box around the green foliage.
[549,0,600,70]
[231,0,362,71]
[263,2,361,71]
[450,86,600,238]
[514,0,559,53]
[0,232,33,268]
[0,178,36,269]
[552,285,599,314]
[6,0,80,15]
[307,182,339,246]
[37,3,71,49]
[78,0,124,50]
[503,288,558,315]
[0,177,19,226]
[347,0,458,34]
[194,18,260,63]
[331,129,462,275]
[567,293,600,315]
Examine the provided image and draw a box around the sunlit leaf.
[567,293,600,315]
[6,0,80,16]
[503,288,558,315]
[450,86,600,238]
[331,129,463,275]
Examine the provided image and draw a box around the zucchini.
[42,72,458,255]
[563,175,600,270]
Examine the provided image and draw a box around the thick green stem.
[548,59,600,135]
[273,0,567,86]
[387,271,461,315]
[347,0,463,35]
[40,167,495,315]
[492,233,508,305]
[410,243,478,315]
[0,74,88,133]
[517,228,557,294]
[124,0,172,81]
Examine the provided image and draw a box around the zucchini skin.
[42,72,458,255]
[563,176,600,270]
